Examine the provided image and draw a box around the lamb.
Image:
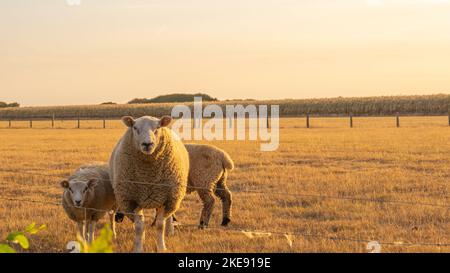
[123,143,235,229]
[109,115,189,252]
[60,163,117,243]
[184,143,234,228]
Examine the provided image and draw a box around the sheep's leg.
[77,221,86,241]
[152,212,176,234]
[197,189,216,229]
[165,215,174,236]
[152,214,177,224]
[214,171,232,226]
[133,209,145,253]
[109,211,117,239]
[118,201,138,223]
[84,221,89,242]
[87,221,96,244]
[155,208,167,252]
[151,209,157,227]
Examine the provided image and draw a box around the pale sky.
[1,0,450,106]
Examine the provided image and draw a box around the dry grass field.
[0,117,449,253]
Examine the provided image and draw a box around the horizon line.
[3,92,450,108]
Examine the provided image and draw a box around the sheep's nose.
[141,142,153,150]
[75,200,81,206]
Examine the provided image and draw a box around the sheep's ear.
[87,179,98,189]
[160,116,172,127]
[122,116,135,127]
[60,180,69,189]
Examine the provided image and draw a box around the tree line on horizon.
[0,102,19,108]
[126,93,217,104]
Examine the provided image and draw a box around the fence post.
[396,112,400,128]
[30,119,33,128]
[77,116,80,129]
[8,120,11,128]
[266,115,270,129]
[306,114,310,128]
[51,114,55,128]
[349,113,353,128]
[103,118,106,129]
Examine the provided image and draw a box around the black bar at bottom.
[0,253,445,272]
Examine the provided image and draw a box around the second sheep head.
[60,178,98,207]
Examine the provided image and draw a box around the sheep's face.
[60,179,98,207]
[122,115,172,155]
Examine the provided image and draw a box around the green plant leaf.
[6,231,23,242]
[27,224,46,235]
[3,223,45,252]
[14,234,30,249]
[25,223,41,234]
[25,222,36,233]
[7,232,30,249]
[0,244,16,253]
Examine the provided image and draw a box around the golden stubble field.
[0,117,449,253]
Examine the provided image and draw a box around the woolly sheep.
[60,163,117,243]
[184,143,234,228]
[109,115,189,252]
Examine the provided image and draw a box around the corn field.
[1,94,450,119]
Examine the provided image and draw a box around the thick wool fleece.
[185,144,234,193]
[110,127,189,216]
[62,163,116,222]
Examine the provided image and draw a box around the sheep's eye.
[133,126,137,130]
[69,188,73,193]
[83,188,88,193]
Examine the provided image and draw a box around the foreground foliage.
[77,225,114,253]
[0,223,46,253]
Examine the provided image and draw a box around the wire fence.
[1,195,449,249]
[0,168,449,208]
[1,114,450,129]
[0,168,449,250]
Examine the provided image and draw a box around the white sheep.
[109,115,189,252]
[60,163,117,243]
[123,143,235,229]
